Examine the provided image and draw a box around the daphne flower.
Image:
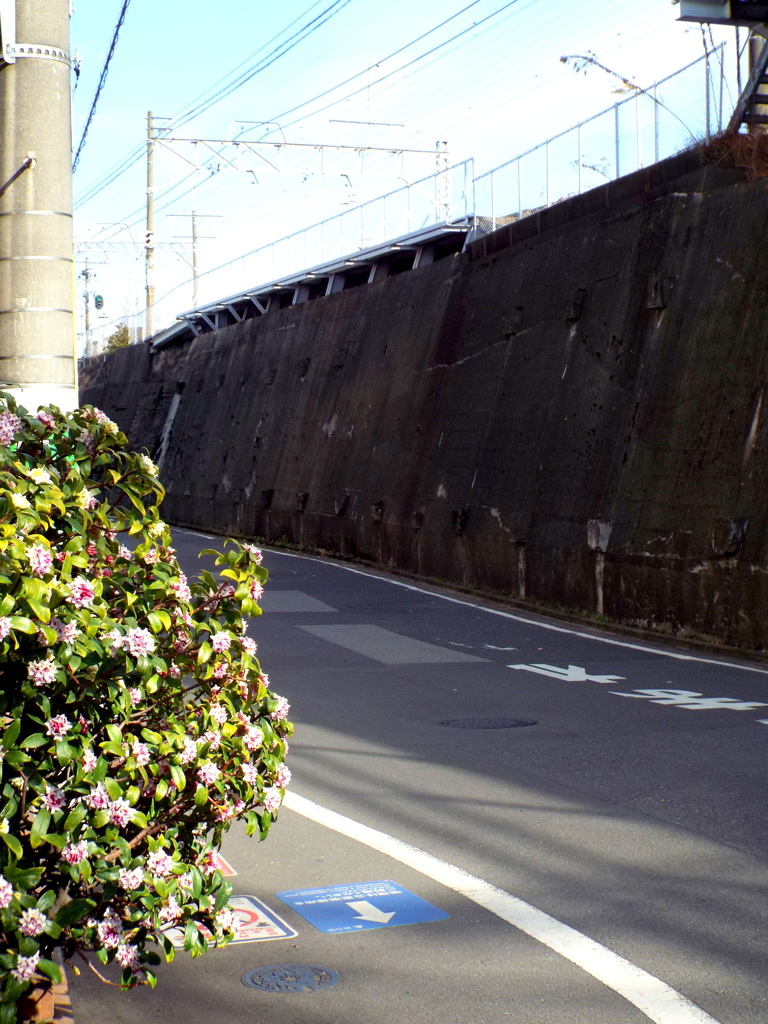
[11,952,40,982]
[28,657,57,686]
[138,454,158,476]
[146,849,174,877]
[81,749,98,772]
[215,908,242,936]
[123,627,155,657]
[244,726,263,751]
[250,580,264,601]
[0,617,11,641]
[36,410,56,429]
[45,714,71,738]
[67,577,95,608]
[261,787,282,812]
[179,736,198,764]
[271,696,290,721]
[201,730,221,751]
[50,617,80,643]
[197,762,221,786]
[85,783,109,810]
[28,466,53,485]
[170,574,191,602]
[19,907,47,937]
[42,786,67,812]
[75,487,98,510]
[95,908,123,947]
[241,636,257,657]
[240,763,260,784]
[109,798,132,828]
[62,840,89,864]
[131,741,150,767]
[115,942,141,969]
[117,544,132,561]
[275,765,292,788]
[210,631,232,653]
[128,687,142,706]
[159,895,182,924]
[0,875,13,908]
[118,867,144,891]
[0,411,22,447]
[209,704,228,726]
[243,544,263,564]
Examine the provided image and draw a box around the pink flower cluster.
[28,658,57,686]
[271,696,290,721]
[0,410,22,447]
[123,627,156,657]
[50,616,80,643]
[19,907,47,937]
[62,840,89,864]
[11,952,40,982]
[27,544,53,577]
[0,875,13,908]
[118,867,144,891]
[210,631,232,653]
[46,714,71,738]
[0,617,11,641]
[197,762,221,786]
[42,786,67,812]
[67,577,95,608]
[146,849,174,877]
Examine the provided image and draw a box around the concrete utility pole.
[145,111,155,341]
[0,0,78,411]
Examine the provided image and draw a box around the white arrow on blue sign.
[275,880,449,934]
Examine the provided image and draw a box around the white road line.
[284,791,721,1024]
[261,545,768,676]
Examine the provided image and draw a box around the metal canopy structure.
[151,220,471,351]
[677,1,768,26]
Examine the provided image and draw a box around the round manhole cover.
[439,717,537,729]
[242,964,340,994]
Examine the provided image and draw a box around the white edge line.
[284,791,721,1024]
[261,545,768,676]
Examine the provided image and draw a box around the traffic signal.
[94,294,104,311]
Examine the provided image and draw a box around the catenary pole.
[0,0,78,412]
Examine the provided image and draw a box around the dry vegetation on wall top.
[701,130,768,179]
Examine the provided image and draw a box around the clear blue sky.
[69,0,741,342]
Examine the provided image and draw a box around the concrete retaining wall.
[80,148,768,650]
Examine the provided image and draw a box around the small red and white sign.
[164,895,296,948]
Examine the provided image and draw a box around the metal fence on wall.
[87,45,736,349]
[474,48,728,230]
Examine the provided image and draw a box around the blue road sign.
[275,880,449,934]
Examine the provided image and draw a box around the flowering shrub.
[0,395,292,1021]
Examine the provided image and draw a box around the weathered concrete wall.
[80,148,768,650]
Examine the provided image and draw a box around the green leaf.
[26,598,50,623]
[194,784,209,807]
[146,611,164,634]
[0,832,23,859]
[169,764,186,792]
[213,879,233,913]
[55,739,77,763]
[36,958,62,984]
[35,889,57,912]
[55,898,94,928]
[9,615,35,634]
[20,732,47,749]
[197,641,212,665]
[2,719,20,749]
[30,807,51,848]
[104,777,122,801]
[63,801,88,832]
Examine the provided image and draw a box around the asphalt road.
[67,528,768,1024]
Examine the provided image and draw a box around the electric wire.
[73,0,133,173]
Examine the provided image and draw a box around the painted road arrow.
[347,900,395,923]
[509,663,625,684]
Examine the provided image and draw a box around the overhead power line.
[73,0,133,173]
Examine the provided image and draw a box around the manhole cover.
[242,964,340,993]
[439,717,537,729]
